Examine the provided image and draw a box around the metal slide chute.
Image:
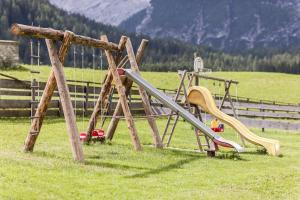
[187,86,280,156]
[124,69,244,153]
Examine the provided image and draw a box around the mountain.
[1,0,300,73]
[49,0,150,26]
[120,0,300,53]
[0,0,207,69]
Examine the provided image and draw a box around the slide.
[187,86,280,156]
[124,69,244,153]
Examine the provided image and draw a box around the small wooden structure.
[0,40,19,68]
[11,23,162,162]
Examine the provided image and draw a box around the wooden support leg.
[85,36,127,141]
[86,70,114,140]
[24,31,74,152]
[102,35,142,151]
[106,39,163,148]
[46,39,84,162]
[106,39,149,140]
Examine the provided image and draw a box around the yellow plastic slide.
[187,86,280,156]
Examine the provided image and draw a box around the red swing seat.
[79,129,106,143]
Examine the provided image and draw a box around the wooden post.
[102,35,142,150]
[85,36,128,141]
[24,31,74,152]
[45,39,84,162]
[30,78,37,117]
[84,82,89,116]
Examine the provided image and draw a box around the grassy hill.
[2,65,300,103]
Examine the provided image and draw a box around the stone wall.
[0,40,19,68]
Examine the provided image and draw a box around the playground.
[0,24,300,199]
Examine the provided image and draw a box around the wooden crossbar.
[11,24,119,51]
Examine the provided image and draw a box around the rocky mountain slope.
[49,0,150,26]
[120,0,300,52]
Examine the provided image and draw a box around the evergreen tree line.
[0,0,300,74]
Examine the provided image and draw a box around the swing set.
[11,23,163,162]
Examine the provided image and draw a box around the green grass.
[1,67,300,199]
[1,65,300,103]
[0,117,299,200]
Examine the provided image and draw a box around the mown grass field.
[2,65,300,103]
[0,118,299,200]
[0,66,300,199]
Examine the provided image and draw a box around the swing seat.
[79,132,88,142]
[92,129,106,142]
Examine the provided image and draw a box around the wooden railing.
[0,79,144,118]
[1,78,300,131]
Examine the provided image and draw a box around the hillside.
[120,0,300,52]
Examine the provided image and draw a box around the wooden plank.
[45,38,84,162]
[0,110,59,118]
[218,100,300,113]
[102,35,142,151]
[0,99,58,109]
[11,24,119,51]
[222,109,300,120]
[0,89,32,97]
[0,79,31,90]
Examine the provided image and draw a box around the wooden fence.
[1,78,300,131]
[0,79,145,118]
[150,91,300,132]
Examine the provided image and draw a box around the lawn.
[1,65,300,103]
[1,67,300,199]
[0,117,299,200]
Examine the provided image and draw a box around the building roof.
[0,40,20,45]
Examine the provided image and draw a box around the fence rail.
[1,78,300,131]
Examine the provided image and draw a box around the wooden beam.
[102,35,142,151]
[192,73,239,84]
[45,39,84,162]
[11,24,119,51]
[85,36,128,141]
[106,40,149,141]
[24,31,74,152]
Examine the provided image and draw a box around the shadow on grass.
[84,160,152,171]
[33,151,64,160]
[125,156,199,178]
[215,152,247,161]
